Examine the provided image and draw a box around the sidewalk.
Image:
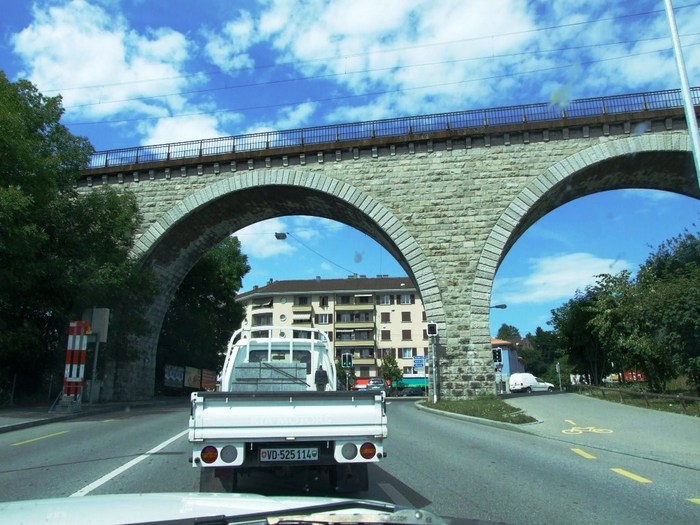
[0,397,188,434]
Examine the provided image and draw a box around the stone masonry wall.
[79,119,695,400]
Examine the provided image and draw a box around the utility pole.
[664,0,700,183]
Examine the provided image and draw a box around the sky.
[2,0,700,336]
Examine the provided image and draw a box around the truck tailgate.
[190,391,387,441]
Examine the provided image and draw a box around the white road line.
[71,429,189,497]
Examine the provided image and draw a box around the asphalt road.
[0,397,697,524]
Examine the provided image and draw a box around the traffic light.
[341,353,353,368]
[426,322,438,336]
[492,348,502,363]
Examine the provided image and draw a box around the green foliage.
[0,72,156,400]
[156,237,250,379]
[380,353,403,386]
[520,327,561,377]
[496,323,521,341]
[549,287,610,384]
[548,229,700,393]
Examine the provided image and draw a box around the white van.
[509,373,555,393]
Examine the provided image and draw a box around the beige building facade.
[236,276,431,385]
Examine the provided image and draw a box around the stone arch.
[119,169,445,399]
[471,133,697,344]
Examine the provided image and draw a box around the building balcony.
[334,321,374,329]
[352,357,377,366]
[335,303,374,311]
[334,339,375,348]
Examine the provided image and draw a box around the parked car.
[509,373,555,393]
[399,387,425,397]
[366,377,387,392]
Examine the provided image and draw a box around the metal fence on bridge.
[88,87,700,170]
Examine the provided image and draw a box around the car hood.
[0,493,472,525]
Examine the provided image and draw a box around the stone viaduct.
[78,87,700,400]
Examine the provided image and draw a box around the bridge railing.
[87,87,699,170]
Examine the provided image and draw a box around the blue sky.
[2,0,700,336]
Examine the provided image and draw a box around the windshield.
[1,2,699,525]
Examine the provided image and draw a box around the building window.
[402,329,412,340]
[339,295,351,304]
[339,313,351,323]
[399,294,414,305]
[400,348,414,358]
[297,296,309,306]
[422,311,427,321]
[353,312,373,323]
[320,295,328,307]
[381,312,390,323]
[379,294,391,305]
[403,366,415,374]
[356,295,371,304]
[381,330,391,341]
[356,330,372,341]
[317,313,331,324]
[401,311,411,322]
[253,314,273,326]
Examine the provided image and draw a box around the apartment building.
[235,276,431,385]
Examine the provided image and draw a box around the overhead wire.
[64,41,700,127]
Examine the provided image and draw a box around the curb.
[0,398,187,435]
[415,401,541,435]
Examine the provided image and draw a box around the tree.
[549,288,610,384]
[0,72,156,400]
[156,237,250,385]
[496,323,521,341]
[380,354,403,388]
[520,327,560,378]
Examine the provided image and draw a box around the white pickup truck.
[189,326,387,493]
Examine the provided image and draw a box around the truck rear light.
[359,442,376,459]
[220,445,237,463]
[201,446,218,464]
[341,443,358,460]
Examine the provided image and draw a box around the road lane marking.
[611,468,652,484]
[565,419,578,426]
[102,419,115,422]
[70,429,188,497]
[571,448,596,459]
[11,430,70,446]
[689,498,700,505]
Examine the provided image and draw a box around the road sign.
[413,356,425,369]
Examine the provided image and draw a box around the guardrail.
[570,384,699,415]
[87,86,700,170]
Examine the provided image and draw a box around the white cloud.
[12,0,194,117]
[202,10,258,74]
[497,252,632,305]
[9,0,236,146]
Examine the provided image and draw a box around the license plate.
[260,447,319,462]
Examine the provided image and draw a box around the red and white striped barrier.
[63,320,90,398]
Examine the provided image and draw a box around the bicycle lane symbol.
[562,419,613,435]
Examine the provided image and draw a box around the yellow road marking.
[565,419,577,425]
[689,498,700,505]
[611,468,652,484]
[571,448,596,459]
[11,430,70,446]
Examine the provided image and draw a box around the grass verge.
[421,396,537,424]
[574,387,700,417]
